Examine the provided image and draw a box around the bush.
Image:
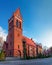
[0,50,5,61]
[37,53,43,58]
[37,53,51,58]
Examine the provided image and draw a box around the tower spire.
[14,8,22,20]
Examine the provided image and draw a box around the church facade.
[3,8,42,58]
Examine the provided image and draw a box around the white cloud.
[0,26,7,41]
[32,38,38,43]
[36,29,52,48]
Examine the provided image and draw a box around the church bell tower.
[8,8,23,57]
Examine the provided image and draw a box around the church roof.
[22,36,36,47]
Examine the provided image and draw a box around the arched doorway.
[18,50,21,58]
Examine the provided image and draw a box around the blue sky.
[0,0,52,48]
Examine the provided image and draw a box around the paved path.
[0,58,52,65]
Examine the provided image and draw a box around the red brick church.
[3,8,42,58]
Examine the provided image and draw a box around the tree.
[50,47,52,56]
[0,50,5,61]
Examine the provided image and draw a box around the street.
[0,58,52,65]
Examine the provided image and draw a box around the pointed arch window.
[16,20,18,27]
[16,20,21,29]
[19,22,21,29]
